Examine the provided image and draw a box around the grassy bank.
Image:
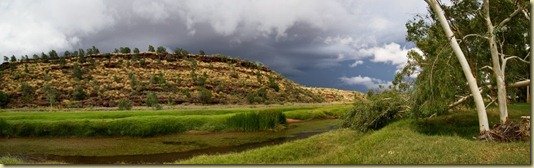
[176,103,530,164]
[0,104,349,137]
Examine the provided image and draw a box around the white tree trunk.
[483,0,508,124]
[425,0,490,132]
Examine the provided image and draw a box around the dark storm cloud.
[0,0,428,91]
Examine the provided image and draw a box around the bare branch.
[495,3,524,30]
[481,65,493,71]
[463,34,488,40]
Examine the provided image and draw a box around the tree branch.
[463,34,489,40]
[495,2,524,31]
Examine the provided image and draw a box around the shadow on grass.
[414,103,530,139]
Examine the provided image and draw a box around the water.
[27,131,326,164]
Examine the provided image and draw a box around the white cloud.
[349,60,364,68]
[339,75,391,89]
[0,0,115,58]
[359,43,408,66]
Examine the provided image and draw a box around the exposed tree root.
[475,116,530,142]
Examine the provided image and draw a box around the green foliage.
[20,83,36,103]
[198,72,207,86]
[146,92,161,110]
[72,63,84,80]
[134,48,140,54]
[118,99,133,110]
[120,47,131,54]
[148,45,155,52]
[188,57,197,68]
[165,54,176,62]
[156,46,167,53]
[3,56,8,63]
[227,110,287,132]
[268,76,280,92]
[199,50,205,55]
[41,84,59,106]
[342,90,408,132]
[128,72,137,88]
[24,64,29,73]
[199,87,212,104]
[246,88,268,104]
[150,72,166,85]
[72,86,87,101]
[0,91,9,108]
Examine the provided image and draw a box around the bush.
[20,83,36,103]
[227,110,287,131]
[268,76,280,92]
[146,92,161,110]
[118,99,133,110]
[199,87,212,104]
[342,90,407,132]
[73,63,84,80]
[0,91,8,108]
[72,86,87,101]
[157,46,167,53]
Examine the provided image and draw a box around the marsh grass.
[0,105,333,137]
[227,110,287,131]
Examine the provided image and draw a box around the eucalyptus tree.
[398,0,530,133]
[425,0,489,132]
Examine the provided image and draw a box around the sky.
[0,0,428,92]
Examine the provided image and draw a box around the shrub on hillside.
[199,87,212,104]
[268,76,280,92]
[342,90,408,132]
[118,99,133,110]
[146,92,161,110]
[72,86,87,101]
[20,83,36,103]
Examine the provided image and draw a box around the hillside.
[0,49,359,108]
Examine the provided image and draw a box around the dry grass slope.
[0,52,357,108]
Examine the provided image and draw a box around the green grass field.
[176,103,531,164]
[0,104,351,137]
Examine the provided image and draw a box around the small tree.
[32,54,39,60]
[121,47,131,54]
[73,63,84,80]
[3,56,7,63]
[49,50,59,60]
[148,45,155,52]
[41,52,49,63]
[64,50,71,58]
[42,84,59,106]
[92,46,100,54]
[10,55,16,62]
[134,48,140,54]
[199,50,205,55]
[156,46,167,53]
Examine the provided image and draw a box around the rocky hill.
[0,48,359,108]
